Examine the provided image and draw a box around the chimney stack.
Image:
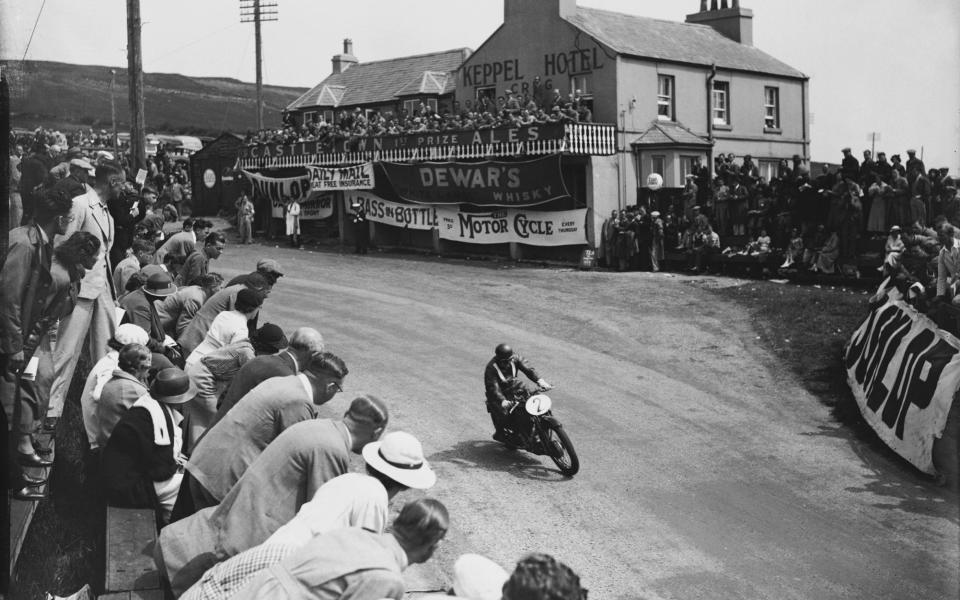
[687,1,754,46]
[504,0,576,22]
[331,38,358,74]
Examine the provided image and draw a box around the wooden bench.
[9,431,54,578]
[102,507,164,600]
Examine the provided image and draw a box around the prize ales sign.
[845,296,960,473]
[380,155,569,207]
[437,207,586,246]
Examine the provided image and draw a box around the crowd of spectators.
[599,148,957,285]
[243,85,594,149]
[3,147,588,598]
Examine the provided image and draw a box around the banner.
[343,191,437,230]
[308,163,374,191]
[242,170,334,220]
[844,294,960,474]
[437,207,587,246]
[238,123,564,159]
[243,170,312,203]
[380,155,569,207]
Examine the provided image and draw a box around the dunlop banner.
[242,170,311,204]
[241,171,334,220]
[380,155,569,207]
[844,295,960,474]
[343,191,438,230]
[308,163,374,191]
[437,207,587,246]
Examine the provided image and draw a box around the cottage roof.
[631,121,712,147]
[286,48,470,111]
[565,7,806,79]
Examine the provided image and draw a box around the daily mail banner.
[844,295,960,474]
[437,207,587,246]
[242,171,333,220]
[380,155,569,207]
[308,163,374,191]
[343,191,437,230]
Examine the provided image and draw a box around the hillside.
[2,60,308,137]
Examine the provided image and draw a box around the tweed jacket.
[156,419,351,596]
[0,225,54,356]
[216,351,298,420]
[187,374,318,502]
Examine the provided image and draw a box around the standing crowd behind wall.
[600,149,957,286]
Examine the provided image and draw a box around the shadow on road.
[429,439,574,482]
[802,424,959,523]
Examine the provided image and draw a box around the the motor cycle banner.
[343,191,437,231]
[437,207,587,246]
[308,163,374,191]
[242,170,335,220]
[379,155,569,207]
[844,295,960,474]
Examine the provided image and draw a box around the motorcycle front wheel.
[544,423,580,476]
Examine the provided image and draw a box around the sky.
[1,0,958,170]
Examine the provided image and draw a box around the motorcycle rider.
[484,343,551,444]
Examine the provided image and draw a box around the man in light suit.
[47,163,121,424]
[170,351,347,520]
[155,395,389,596]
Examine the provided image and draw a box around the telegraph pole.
[110,69,118,156]
[240,0,278,131]
[127,0,146,172]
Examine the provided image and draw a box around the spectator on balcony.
[841,147,860,181]
[906,149,925,182]
[890,168,911,228]
[867,173,892,233]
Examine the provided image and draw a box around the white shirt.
[266,473,388,547]
[186,310,249,366]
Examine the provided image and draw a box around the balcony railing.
[237,122,616,169]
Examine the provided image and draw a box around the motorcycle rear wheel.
[545,424,579,476]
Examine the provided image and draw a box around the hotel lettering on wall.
[460,44,605,96]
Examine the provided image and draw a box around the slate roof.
[286,49,470,111]
[565,7,806,79]
[631,121,712,146]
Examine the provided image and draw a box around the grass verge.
[10,353,105,600]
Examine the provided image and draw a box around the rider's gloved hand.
[501,400,514,412]
[537,378,552,391]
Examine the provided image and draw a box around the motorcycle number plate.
[525,394,552,416]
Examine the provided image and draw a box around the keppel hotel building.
[240,0,808,259]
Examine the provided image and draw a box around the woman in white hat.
[180,431,436,600]
[100,367,196,523]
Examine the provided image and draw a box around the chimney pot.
[720,0,729,8]
[732,0,739,6]
[700,0,708,11]
[710,0,718,10]
[343,38,353,54]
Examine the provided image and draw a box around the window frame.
[322,110,334,124]
[303,111,316,124]
[764,86,780,131]
[712,80,730,126]
[569,74,593,99]
[651,155,667,180]
[657,75,675,121]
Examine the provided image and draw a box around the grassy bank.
[10,355,104,600]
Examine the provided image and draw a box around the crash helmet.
[495,344,514,360]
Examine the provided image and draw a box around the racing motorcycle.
[497,382,580,477]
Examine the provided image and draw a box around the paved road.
[214,242,959,600]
